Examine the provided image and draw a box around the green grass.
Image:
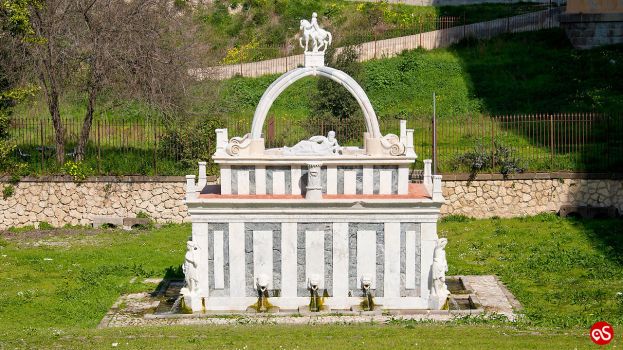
[0,324,599,349]
[0,215,621,348]
[196,0,549,64]
[444,214,623,327]
[17,29,623,121]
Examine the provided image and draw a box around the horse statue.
[299,18,332,53]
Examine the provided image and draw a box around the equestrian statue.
[299,12,333,53]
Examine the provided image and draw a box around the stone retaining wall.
[0,176,193,230]
[441,173,623,218]
[0,173,621,230]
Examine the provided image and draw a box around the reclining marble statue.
[182,12,448,313]
[282,131,341,156]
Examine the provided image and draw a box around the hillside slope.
[15,28,623,122]
[210,28,623,123]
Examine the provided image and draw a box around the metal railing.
[8,113,622,175]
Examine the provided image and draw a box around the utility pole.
[432,92,437,175]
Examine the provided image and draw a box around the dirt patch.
[0,227,118,241]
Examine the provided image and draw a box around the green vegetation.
[37,221,54,230]
[17,29,623,121]
[0,216,621,348]
[197,0,548,64]
[1,184,14,199]
[9,29,623,176]
[445,214,623,327]
[0,324,598,349]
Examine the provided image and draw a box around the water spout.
[360,275,374,311]
[308,276,322,312]
[248,274,275,313]
[256,274,270,312]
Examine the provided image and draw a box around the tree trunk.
[76,81,97,162]
[48,88,65,164]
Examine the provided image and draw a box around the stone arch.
[250,66,381,140]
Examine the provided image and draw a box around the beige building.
[561,0,623,48]
[566,0,623,13]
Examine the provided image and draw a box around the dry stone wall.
[441,174,623,218]
[1,173,621,230]
[0,177,190,230]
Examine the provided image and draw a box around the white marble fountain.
[182,13,448,313]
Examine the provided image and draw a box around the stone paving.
[98,275,520,328]
[461,275,521,321]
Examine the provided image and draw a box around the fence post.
[267,116,275,146]
[97,120,101,175]
[40,119,44,175]
[374,31,377,59]
[491,117,495,173]
[606,114,610,170]
[239,49,243,76]
[153,122,157,176]
[549,114,554,161]
[432,92,437,175]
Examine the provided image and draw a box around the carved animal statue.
[299,19,332,52]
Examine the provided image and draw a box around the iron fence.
[8,113,623,176]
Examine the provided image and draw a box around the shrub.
[38,221,54,230]
[312,46,362,119]
[440,214,473,223]
[158,117,220,175]
[452,140,524,177]
[134,211,155,230]
[2,184,15,200]
[307,46,366,144]
[136,211,151,219]
[62,161,93,182]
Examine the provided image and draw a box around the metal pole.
[491,117,495,173]
[97,120,101,175]
[40,119,44,175]
[550,114,554,161]
[374,31,377,59]
[432,92,437,175]
[153,121,158,175]
[606,114,611,171]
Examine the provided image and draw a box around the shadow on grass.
[449,28,623,172]
[572,217,623,266]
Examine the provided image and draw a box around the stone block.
[122,217,152,230]
[92,215,124,228]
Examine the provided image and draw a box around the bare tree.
[27,0,75,163]
[19,0,202,163]
[73,0,201,160]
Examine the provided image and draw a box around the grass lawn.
[0,214,621,348]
